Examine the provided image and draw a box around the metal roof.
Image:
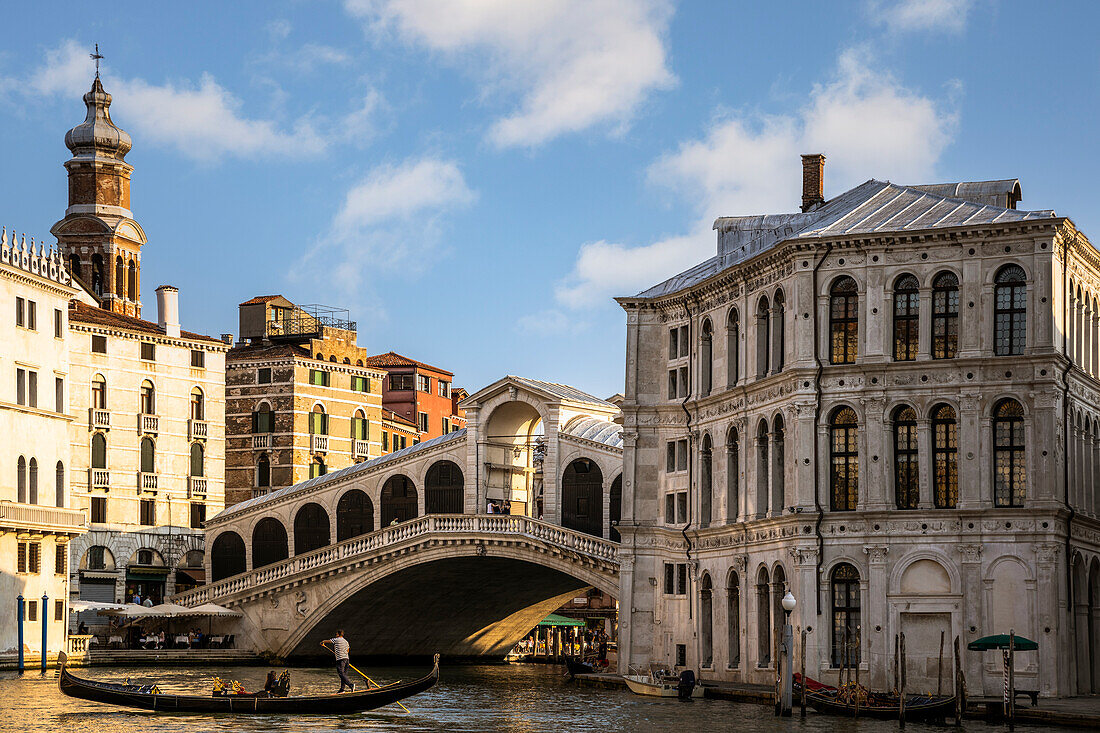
[507,376,618,409]
[563,416,623,448]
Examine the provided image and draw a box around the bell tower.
[52,72,147,317]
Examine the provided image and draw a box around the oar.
[321,641,411,713]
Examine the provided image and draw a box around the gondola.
[805,689,956,722]
[57,651,439,714]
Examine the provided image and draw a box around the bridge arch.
[425,460,463,513]
[294,503,330,555]
[211,531,246,581]
[381,474,418,525]
[561,458,603,537]
[336,489,374,541]
[252,517,288,569]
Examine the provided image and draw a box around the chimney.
[801,153,826,212]
[220,333,234,345]
[156,285,180,338]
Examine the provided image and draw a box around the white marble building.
[615,156,1100,698]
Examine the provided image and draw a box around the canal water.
[0,663,1061,732]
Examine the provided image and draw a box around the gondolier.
[326,630,356,693]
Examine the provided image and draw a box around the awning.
[80,570,118,580]
[967,634,1039,651]
[126,565,170,580]
[187,602,242,617]
[70,600,128,613]
[537,613,586,628]
[176,568,205,584]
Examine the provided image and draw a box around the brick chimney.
[801,153,825,212]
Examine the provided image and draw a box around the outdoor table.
[210,635,224,647]
[176,635,190,648]
[108,635,123,648]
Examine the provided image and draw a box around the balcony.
[138,413,159,434]
[89,408,110,430]
[138,472,158,493]
[89,468,110,490]
[189,419,209,440]
[311,434,329,454]
[252,433,272,450]
[354,439,370,458]
[188,476,208,499]
[0,501,86,534]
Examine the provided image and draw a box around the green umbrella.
[537,613,586,628]
[967,634,1038,651]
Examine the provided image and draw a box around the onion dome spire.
[64,76,132,162]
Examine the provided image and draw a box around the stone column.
[917,417,933,509]
[792,405,815,512]
[958,544,984,688]
[862,398,888,510]
[917,288,932,360]
[959,258,982,358]
[770,305,783,374]
[770,428,784,517]
[792,548,820,676]
[863,545,889,689]
[1091,431,1100,518]
[755,429,768,519]
[1034,543,1062,696]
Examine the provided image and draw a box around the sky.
[2,0,1099,398]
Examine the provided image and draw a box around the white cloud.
[516,308,589,336]
[297,44,352,68]
[556,48,957,308]
[870,0,973,34]
[346,0,675,148]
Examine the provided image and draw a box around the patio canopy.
[537,614,586,628]
[69,600,129,613]
[188,602,242,617]
[967,634,1039,651]
[97,603,157,617]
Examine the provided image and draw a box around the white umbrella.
[98,603,156,617]
[147,602,199,617]
[69,600,128,613]
[188,602,242,617]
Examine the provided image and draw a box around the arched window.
[309,456,326,479]
[609,475,622,542]
[562,458,603,537]
[700,574,714,667]
[256,454,271,488]
[726,427,739,521]
[700,318,713,395]
[756,567,771,666]
[337,489,375,541]
[115,255,124,297]
[831,563,861,667]
[91,433,107,469]
[993,398,1026,507]
[189,443,204,477]
[210,532,246,581]
[771,566,787,651]
[190,387,204,421]
[351,409,368,441]
[140,380,155,415]
[55,461,65,508]
[771,415,785,514]
[252,402,274,433]
[830,407,858,511]
[893,405,919,509]
[28,458,38,504]
[17,456,26,503]
[69,254,81,282]
[425,460,464,514]
[309,404,328,435]
[830,277,858,364]
[756,296,770,378]
[293,503,330,554]
[251,518,288,569]
[994,265,1027,356]
[92,374,107,409]
[727,308,740,386]
[932,404,958,508]
[773,289,785,372]
[893,274,919,361]
[700,434,713,527]
[727,571,741,668]
[127,259,136,301]
[381,475,418,525]
[91,254,104,297]
[756,420,769,518]
[140,437,155,474]
[932,272,959,359]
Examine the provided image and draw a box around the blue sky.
[2,1,1098,398]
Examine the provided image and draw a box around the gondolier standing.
[327,630,356,693]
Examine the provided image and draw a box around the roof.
[212,429,467,521]
[563,416,623,448]
[68,301,225,345]
[634,179,1056,300]
[226,343,310,361]
[239,294,285,306]
[365,351,453,376]
[507,376,619,409]
[382,409,419,429]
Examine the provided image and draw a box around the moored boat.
[622,667,703,698]
[804,683,956,722]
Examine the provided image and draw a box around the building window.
[932,404,958,508]
[830,407,859,511]
[190,502,206,529]
[700,318,713,395]
[994,265,1026,356]
[54,308,63,338]
[190,443,204,477]
[351,375,369,392]
[756,567,771,666]
[28,370,37,408]
[140,437,155,474]
[17,455,26,503]
[310,456,326,478]
[756,295,770,378]
[664,491,688,524]
[91,433,107,469]
[417,374,431,393]
[382,431,390,451]
[395,434,407,450]
[893,274,919,361]
[55,461,64,508]
[830,276,858,364]
[727,427,740,521]
[256,454,271,487]
[438,380,450,398]
[55,377,64,413]
[352,411,369,441]
[16,368,25,406]
[28,457,37,504]
[663,562,688,595]
[90,497,107,523]
[140,380,155,414]
[27,300,36,330]
[756,420,769,518]
[91,335,107,354]
[700,434,713,525]
[190,387,204,420]
[773,290,786,372]
[29,542,41,573]
[257,367,272,384]
[932,272,959,359]
[17,541,26,573]
[190,349,205,368]
[309,405,328,435]
[27,600,37,622]
[390,373,414,391]
[668,324,689,360]
[140,342,155,361]
[92,374,107,408]
[418,412,429,433]
[831,563,861,667]
[666,439,688,473]
[139,499,155,526]
[15,296,24,327]
[252,403,274,433]
[993,398,1026,507]
[309,369,329,387]
[893,405,919,509]
[55,544,67,575]
[727,572,741,667]
[55,600,64,621]
[727,307,740,386]
[441,417,450,434]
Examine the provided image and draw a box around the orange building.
[364,352,466,442]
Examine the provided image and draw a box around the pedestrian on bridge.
[326,630,356,693]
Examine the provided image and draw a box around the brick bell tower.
[51,71,147,317]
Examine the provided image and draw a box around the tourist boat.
[622,667,703,698]
[57,651,439,713]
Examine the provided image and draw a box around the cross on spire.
[90,44,103,78]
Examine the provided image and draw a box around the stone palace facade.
[615,156,1100,698]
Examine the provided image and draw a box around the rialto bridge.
[173,376,627,659]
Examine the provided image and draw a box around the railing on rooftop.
[266,303,356,339]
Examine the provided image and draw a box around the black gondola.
[56,651,439,714]
[805,689,957,722]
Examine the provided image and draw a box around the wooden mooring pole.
[953,635,962,726]
[799,627,807,718]
[937,630,945,696]
[899,632,907,728]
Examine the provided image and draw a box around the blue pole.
[16,595,24,674]
[41,594,48,672]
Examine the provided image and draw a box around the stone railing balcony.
[89,408,111,430]
[189,419,209,440]
[89,468,110,490]
[138,413,159,434]
[0,500,86,533]
[67,634,93,655]
[252,433,272,450]
[311,434,329,454]
[138,471,158,492]
[188,476,208,499]
[354,439,370,457]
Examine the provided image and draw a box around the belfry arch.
[482,399,545,518]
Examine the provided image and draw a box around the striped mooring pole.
[16,595,24,673]
[41,594,48,672]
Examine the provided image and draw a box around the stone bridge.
[173,514,619,659]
